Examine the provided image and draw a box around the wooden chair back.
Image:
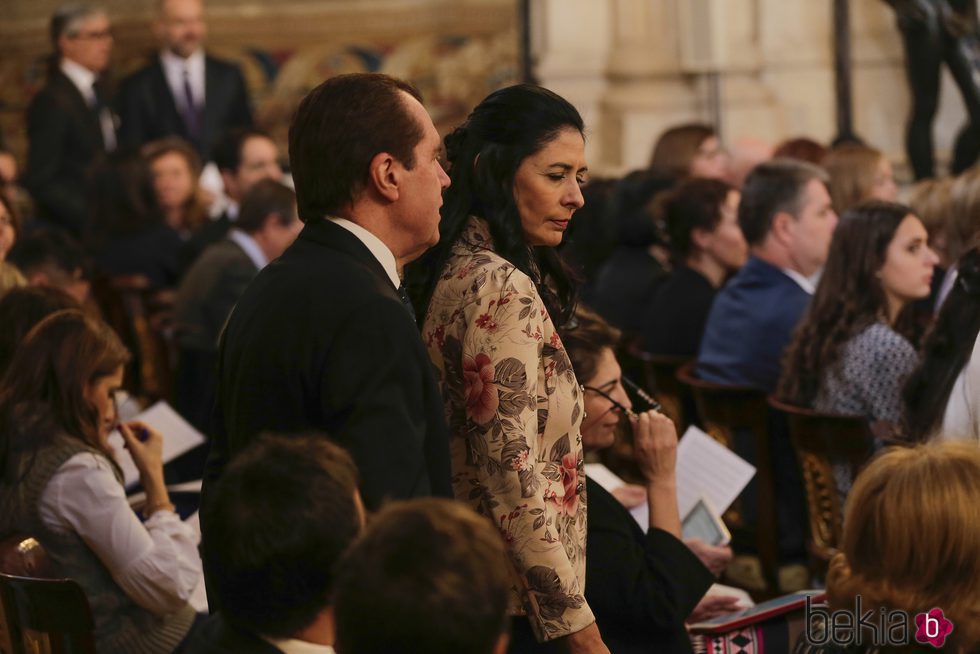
[0,535,96,654]
[767,397,875,581]
[676,362,780,597]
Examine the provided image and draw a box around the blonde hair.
[827,441,980,650]
[822,144,887,214]
[948,166,980,264]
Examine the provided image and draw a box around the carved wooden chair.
[767,397,875,582]
[676,362,780,598]
[0,535,96,654]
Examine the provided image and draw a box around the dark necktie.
[181,68,201,140]
[397,284,417,323]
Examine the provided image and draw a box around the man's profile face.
[786,178,838,277]
[225,136,282,202]
[394,93,450,260]
[60,13,113,73]
[156,0,206,59]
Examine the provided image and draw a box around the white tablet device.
[682,496,731,546]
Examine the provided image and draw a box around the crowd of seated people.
[5,2,980,653]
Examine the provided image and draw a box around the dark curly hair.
[407,84,585,327]
[777,201,919,406]
[904,242,980,442]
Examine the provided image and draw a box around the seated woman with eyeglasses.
[0,310,201,653]
[562,307,735,654]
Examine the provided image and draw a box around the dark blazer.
[178,212,233,276]
[181,615,283,654]
[95,223,183,290]
[586,246,668,337]
[696,256,811,393]
[22,70,108,235]
[585,478,715,654]
[641,265,717,357]
[117,54,252,159]
[202,219,453,511]
[173,237,258,433]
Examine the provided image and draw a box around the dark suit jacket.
[178,212,233,276]
[586,246,668,337]
[696,256,811,393]
[117,54,252,159]
[22,70,108,235]
[202,219,453,511]
[585,479,714,654]
[641,265,717,357]
[174,237,258,432]
[182,615,284,654]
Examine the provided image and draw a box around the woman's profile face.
[878,214,939,313]
[688,136,728,180]
[150,151,195,211]
[580,348,631,453]
[84,365,124,445]
[869,157,898,202]
[512,128,587,247]
[701,189,747,272]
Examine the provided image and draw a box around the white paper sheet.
[107,401,206,488]
[676,425,755,518]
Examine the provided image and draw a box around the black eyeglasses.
[582,375,661,420]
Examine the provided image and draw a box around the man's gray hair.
[50,3,106,48]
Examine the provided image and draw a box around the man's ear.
[771,210,794,247]
[367,151,399,203]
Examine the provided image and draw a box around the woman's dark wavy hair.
[778,201,919,406]
[0,310,130,482]
[904,242,980,442]
[408,84,585,327]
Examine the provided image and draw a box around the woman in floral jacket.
[409,85,604,653]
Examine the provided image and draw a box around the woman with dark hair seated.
[904,243,980,442]
[0,285,78,375]
[562,307,730,654]
[0,311,201,653]
[778,202,939,440]
[641,177,746,357]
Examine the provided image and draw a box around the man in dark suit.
[178,128,282,273]
[202,73,453,513]
[22,4,116,236]
[697,160,837,393]
[174,179,300,432]
[117,0,252,159]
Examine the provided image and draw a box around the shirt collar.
[159,47,205,73]
[261,636,335,654]
[60,58,97,103]
[781,266,816,294]
[327,217,400,288]
[227,228,269,271]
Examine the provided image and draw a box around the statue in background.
[885,0,980,178]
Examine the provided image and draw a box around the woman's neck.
[685,252,726,288]
[162,206,184,231]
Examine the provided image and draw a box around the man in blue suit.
[697,159,837,393]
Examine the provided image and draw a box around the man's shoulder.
[205,53,245,76]
[120,57,162,87]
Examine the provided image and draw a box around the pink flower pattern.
[463,353,498,424]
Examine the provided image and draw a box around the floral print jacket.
[421,217,594,642]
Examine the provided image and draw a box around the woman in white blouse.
[905,244,980,442]
[0,310,201,653]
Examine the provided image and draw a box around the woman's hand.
[685,539,733,577]
[118,421,164,481]
[611,484,647,509]
[631,410,678,486]
[687,594,743,623]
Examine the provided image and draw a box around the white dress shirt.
[160,48,206,113]
[941,330,980,442]
[781,267,816,294]
[60,58,116,151]
[327,217,400,288]
[228,228,269,271]
[38,451,202,616]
